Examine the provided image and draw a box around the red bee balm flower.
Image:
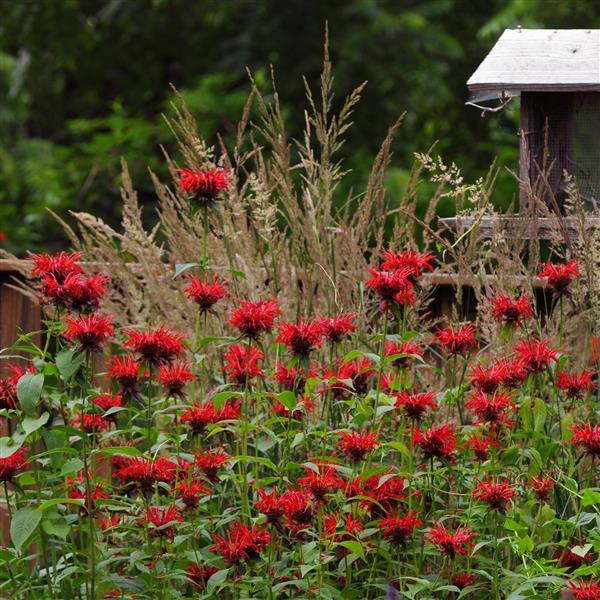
[107,356,144,395]
[280,488,314,525]
[567,578,600,600]
[427,523,475,558]
[515,338,558,373]
[380,249,435,280]
[539,260,579,298]
[180,401,240,435]
[337,430,379,462]
[178,167,230,201]
[0,448,27,482]
[173,478,209,509]
[297,464,344,501]
[556,370,596,400]
[365,268,412,308]
[195,448,230,482]
[210,521,270,565]
[385,340,423,369]
[222,344,264,385]
[491,294,533,326]
[465,390,515,426]
[472,477,517,511]
[187,564,218,592]
[469,363,502,394]
[414,423,457,462]
[143,505,183,539]
[125,325,184,364]
[527,476,555,501]
[276,319,324,357]
[255,489,285,524]
[112,456,177,492]
[464,434,499,461]
[31,251,82,282]
[320,313,357,343]
[451,574,476,589]
[436,324,477,356]
[377,511,422,545]
[0,364,33,410]
[395,391,437,421]
[71,413,109,434]
[64,314,113,351]
[41,272,109,313]
[572,423,600,457]
[229,299,281,338]
[158,362,195,396]
[183,275,228,311]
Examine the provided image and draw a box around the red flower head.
[158,362,195,396]
[143,505,183,539]
[320,313,357,343]
[229,299,281,338]
[93,394,122,419]
[181,401,240,435]
[337,430,379,462]
[351,472,409,516]
[427,523,475,558]
[414,422,457,462]
[124,325,184,364]
[385,340,423,369]
[107,355,144,395]
[67,472,110,513]
[274,364,314,393]
[71,413,109,434]
[451,574,476,589]
[222,344,264,385]
[539,260,580,299]
[280,488,314,526]
[325,358,376,398]
[365,268,412,309]
[255,489,285,524]
[64,313,113,351]
[98,513,121,532]
[112,456,177,492]
[178,167,230,202]
[273,395,313,420]
[465,390,515,426]
[195,448,230,482]
[184,275,228,311]
[323,513,364,543]
[210,521,270,565]
[527,476,555,501]
[297,463,344,501]
[0,364,33,410]
[494,357,529,388]
[567,578,600,600]
[464,434,499,462]
[472,477,516,512]
[395,391,437,421]
[514,338,559,373]
[572,423,600,457]
[469,363,502,394]
[556,546,593,570]
[490,294,533,327]
[435,324,477,356]
[377,511,422,545]
[31,251,82,282]
[276,319,324,357]
[173,478,210,510]
[187,564,219,592]
[0,448,27,482]
[380,249,435,280]
[41,272,109,313]
[556,370,596,400]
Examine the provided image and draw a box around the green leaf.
[533,398,547,432]
[0,434,26,459]
[42,515,70,540]
[37,498,85,512]
[60,458,85,476]
[173,262,198,279]
[581,488,600,508]
[337,540,365,560]
[11,507,42,550]
[22,413,49,436]
[277,391,297,411]
[206,568,230,593]
[17,372,44,416]
[55,349,85,381]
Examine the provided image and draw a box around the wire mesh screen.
[571,93,600,207]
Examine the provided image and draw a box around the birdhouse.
[442,29,600,239]
[468,28,600,212]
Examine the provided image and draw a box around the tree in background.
[1,0,598,254]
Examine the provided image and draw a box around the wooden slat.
[438,214,600,240]
[468,29,600,93]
